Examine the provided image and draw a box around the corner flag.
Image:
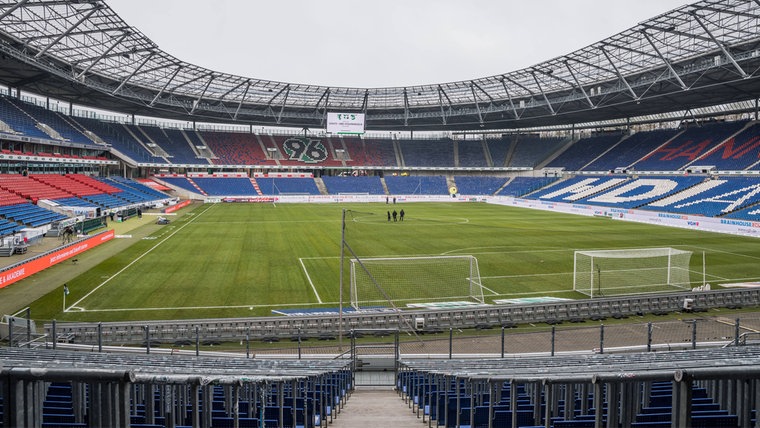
[63,284,69,296]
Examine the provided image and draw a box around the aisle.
[330,388,423,428]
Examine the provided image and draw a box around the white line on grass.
[298,257,323,303]
[72,301,332,312]
[442,246,569,256]
[66,204,216,312]
[689,245,760,262]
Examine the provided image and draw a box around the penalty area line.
[299,257,323,303]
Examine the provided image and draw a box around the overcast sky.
[106,0,689,88]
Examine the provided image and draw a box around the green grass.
[29,202,760,322]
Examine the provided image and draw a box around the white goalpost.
[349,255,484,310]
[573,247,693,298]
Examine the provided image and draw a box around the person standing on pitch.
[392,210,398,222]
[387,211,391,222]
[400,209,405,221]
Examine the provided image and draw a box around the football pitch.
[33,202,760,322]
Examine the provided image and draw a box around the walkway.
[331,388,423,428]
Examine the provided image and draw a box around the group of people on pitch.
[387,209,405,222]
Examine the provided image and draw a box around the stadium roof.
[0,0,758,131]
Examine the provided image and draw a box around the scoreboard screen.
[326,112,365,135]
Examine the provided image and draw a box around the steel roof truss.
[403,88,409,126]
[168,71,212,94]
[277,85,290,124]
[600,46,639,100]
[112,50,155,94]
[0,0,30,22]
[531,71,555,115]
[233,80,251,120]
[469,83,484,126]
[218,78,250,103]
[190,74,214,114]
[641,30,688,89]
[314,87,330,115]
[75,31,129,79]
[361,89,369,113]
[699,3,760,20]
[33,5,100,59]
[499,78,520,120]
[563,61,595,108]
[150,66,181,106]
[691,11,748,77]
[438,85,453,125]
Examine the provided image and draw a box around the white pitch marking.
[65,204,216,312]
[299,257,323,303]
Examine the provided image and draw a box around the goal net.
[573,247,692,298]
[349,255,484,310]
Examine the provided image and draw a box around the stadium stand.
[321,175,385,195]
[0,96,56,141]
[100,176,173,204]
[457,140,487,167]
[384,175,448,195]
[723,205,760,221]
[0,202,67,227]
[1,347,352,428]
[193,177,258,196]
[577,176,706,209]
[453,175,509,195]
[202,130,269,166]
[161,127,207,164]
[0,174,71,202]
[497,176,560,197]
[361,138,398,167]
[74,117,168,164]
[160,176,206,195]
[581,128,681,172]
[0,187,28,206]
[267,135,344,168]
[399,139,455,167]
[644,177,760,217]
[257,177,321,195]
[487,137,512,167]
[6,97,96,146]
[631,121,748,171]
[508,135,568,168]
[693,122,760,171]
[397,346,760,428]
[31,174,120,198]
[0,217,23,237]
[546,134,624,171]
[526,176,629,202]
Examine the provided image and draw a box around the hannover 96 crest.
[282,138,328,163]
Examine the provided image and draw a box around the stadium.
[2,0,760,427]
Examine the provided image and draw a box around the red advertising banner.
[0,230,115,289]
[164,200,191,213]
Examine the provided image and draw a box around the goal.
[573,248,693,298]
[349,255,484,309]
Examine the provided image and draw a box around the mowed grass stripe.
[30,202,760,322]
